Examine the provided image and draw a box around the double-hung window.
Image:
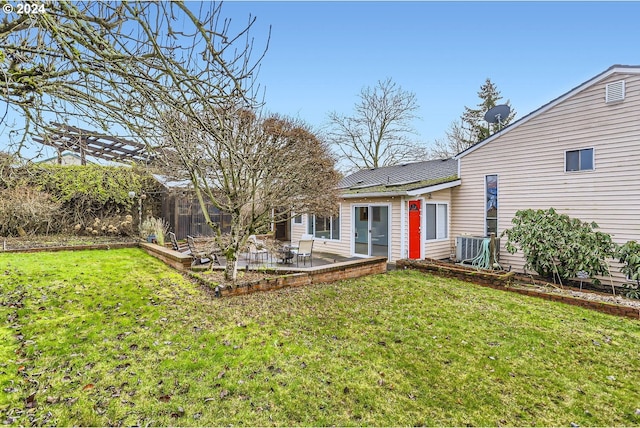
[565,148,594,172]
[425,203,448,240]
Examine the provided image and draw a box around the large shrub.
[616,240,640,299]
[502,208,617,285]
[0,163,160,236]
[0,186,61,236]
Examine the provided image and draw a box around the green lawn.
[1,248,638,426]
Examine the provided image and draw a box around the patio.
[180,234,360,272]
[192,248,360,272]
[139,239,388,297]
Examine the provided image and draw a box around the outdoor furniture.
[248,234,266,248]
[296,239,314,266]
[186,235,221,266]
[168,232,189,253]
[246,235,270,264]
[277,244,296,264]
[247,241,269,264]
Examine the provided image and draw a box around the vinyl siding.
[290,205,349,256]
[452,72,640,285]
[293,189,455,262]
[421,188,454,260]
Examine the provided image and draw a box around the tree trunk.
[224,252,238,283]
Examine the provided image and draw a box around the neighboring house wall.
[39,152,85,165]
[452,70,640,285]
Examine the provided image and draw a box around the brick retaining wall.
[397,258,515,287]
[139,242,193,270]
[197,257,389,297]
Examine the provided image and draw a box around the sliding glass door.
[353,205,389,257]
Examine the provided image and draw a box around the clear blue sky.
[219,1,640,147]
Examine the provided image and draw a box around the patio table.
[277,245,298,264]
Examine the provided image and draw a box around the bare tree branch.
[326,77,427,173]
[159,106,340,281]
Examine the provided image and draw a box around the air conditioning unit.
[456,236,500,263]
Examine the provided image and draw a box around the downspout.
[400,196,406,260]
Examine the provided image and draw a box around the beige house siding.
[452,71,640,285]
[291,188,455,262]
[290,203,350,256]
[419,188,454,260]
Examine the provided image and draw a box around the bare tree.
[160,106,340,281]
[0,1,264,155]
[427,119,473,159]
[1,2,341,283]
[326,78,427,173]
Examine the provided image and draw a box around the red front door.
[408,200,421,259]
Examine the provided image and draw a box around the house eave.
[341,179,461,199]
[342,191,406,199]
[406,179,461,196]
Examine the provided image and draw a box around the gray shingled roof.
[339,158,458,193]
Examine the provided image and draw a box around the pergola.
[33,123,152,165]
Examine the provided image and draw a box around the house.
[38,151,91,165]
[452,64,640,286]
[292,64,640,286]
[290,159,461,262]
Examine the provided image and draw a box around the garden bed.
[1,235,137,252]
[399,258,640,320]
[396,258,515,287]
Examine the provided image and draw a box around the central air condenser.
[455,236,499,263]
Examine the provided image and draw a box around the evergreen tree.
[461,78,516,145]
[428,78,516,159]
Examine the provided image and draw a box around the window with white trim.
[293,214,302,224]
[307,211,340,240]
[565,148,594,172]
[425,203,448,240]
[486,174,498,236]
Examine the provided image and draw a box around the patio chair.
[168,232,188,253]
[247,241,269,264]
[296,239,314,267]
[186,235,220,266]
[248,234,266,248]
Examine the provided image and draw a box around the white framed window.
[293,213,302,224]
[565,148,594,172]
[425,202,448,241]
[307,206,341,240]
[485,174,498,236]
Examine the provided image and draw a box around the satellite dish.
[484,104,511,125]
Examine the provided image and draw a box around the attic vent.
[605,80,625,104]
